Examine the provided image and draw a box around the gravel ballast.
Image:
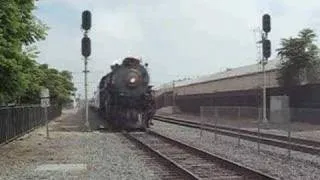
[156,109,320,142]
[151,120,320,180]
[0,110,161,180]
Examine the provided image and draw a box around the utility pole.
[260,14,271,123]
[81,10,92,126]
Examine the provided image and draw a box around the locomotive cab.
[122,57,140,67]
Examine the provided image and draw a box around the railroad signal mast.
[81,10,91,127]
[261,14,271,123]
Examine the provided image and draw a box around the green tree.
[276,28,320,93]
[0,0,48,103]
[0,0,75,106]
[17,47,44,104]
[36,65,76,105]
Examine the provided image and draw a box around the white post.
[45,106,49,138]
[40,88,50,139]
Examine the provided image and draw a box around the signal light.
[262,39,271,58]
[82,10,91,30]
[262,14,271,33]
[82,36,91,57]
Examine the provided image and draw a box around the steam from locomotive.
[90,57,156,130]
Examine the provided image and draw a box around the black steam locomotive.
[91,57,156,130]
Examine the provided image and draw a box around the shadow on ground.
[50,108,112,132]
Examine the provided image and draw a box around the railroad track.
[124,130,276,180]
[154,115,320,155]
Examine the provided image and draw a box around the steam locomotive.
[90,57,156,130]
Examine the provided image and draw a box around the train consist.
[90,57,156,130]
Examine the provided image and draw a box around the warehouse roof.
[155,59,279,90]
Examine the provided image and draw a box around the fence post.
[257,107,261,154]
[33,107,36,129]
[31,107,34,129]
[25,107,28,132]
[237,106,241,146]
[200,106,204,140]
[214,106,218,141]
[13,108,16,140]
[5,108,9,143]
[287,107,292,159]
[38,107,41,125]
[20,107,24,135]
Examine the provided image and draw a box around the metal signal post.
[261,14,271,123]
[262,36,267,123]
[81,10,91,127]
[84,52,89,128]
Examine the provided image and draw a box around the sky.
[34,0,320,98]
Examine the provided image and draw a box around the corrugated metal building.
[155,59,320,123]
[155,59,279,96]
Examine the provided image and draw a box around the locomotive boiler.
[93,57,156,130]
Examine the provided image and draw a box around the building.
[155,59,320,123]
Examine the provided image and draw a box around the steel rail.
[125,130,277,180]
[154,115,320,155]
[123,132,200,180]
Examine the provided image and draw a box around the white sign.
[41,88,50,98]
[41,98,50,108]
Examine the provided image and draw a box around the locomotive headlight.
[127,75,139,87]
[129,77,136,83]
[127,69,141,87]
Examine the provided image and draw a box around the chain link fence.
[0,105,61,145]
[199,106,320,158]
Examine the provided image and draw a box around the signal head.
[262,39,271,58]
[262,14,271,33]
[81,36,91,57]
[82,10,91,30]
